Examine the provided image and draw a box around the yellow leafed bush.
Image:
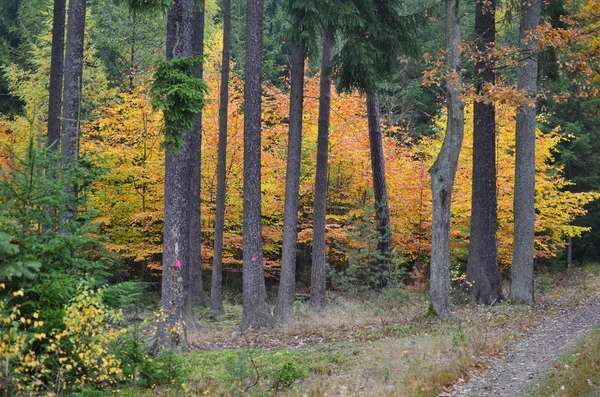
[0,284,125,396]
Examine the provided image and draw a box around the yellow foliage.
[0,286,125,396]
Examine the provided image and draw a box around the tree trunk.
[241,0,272,329]
[60,0,86,231]
[153,0,198,353]
[429,0,465,319]
[210,0,231,316]
[47,0,66,151]
[310,27,334,312]
[466,0,502,305]
[510,0,542,305]
[275,43,305,326]
[187,0,206,309]
[567,237,572,268]
[366,93,392,288]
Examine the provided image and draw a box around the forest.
[1,0,600,395]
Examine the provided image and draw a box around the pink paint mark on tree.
[251,257,257,262]
[175,260,182,269]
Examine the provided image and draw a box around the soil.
[442,293,600,397]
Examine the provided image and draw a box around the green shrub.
[274,361,308,389]
[111,324,188,389]
[329,196,408,292]
[0,141,145,332]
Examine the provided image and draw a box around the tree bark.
[466,0,503,305]
[153,0,198,353]
[275,43,305,326]
[61,0,86,162]
[510,0,542,305]
[310,27,334,312]
[241,0,272,329]
[47,0,66,152]
[366,93,393,288]
[210,0,232,316]
[429,0,465,319]
[187,0,206,309]
[60,0,86,231]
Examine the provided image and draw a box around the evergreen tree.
[153,0,202,352]
[309,25,334,312]
[466,0,503,305]
[46,0,66,151]
[60,0,87,230]
[241,0,272,329]
[187,0,206,309]
[210,0,232,315]
[274,0,310,325]
[335,0,423,288]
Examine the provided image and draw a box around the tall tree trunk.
[429,0,465,319]
[187,0,206,309]
[47,0,66,151]
[310,27,334,312]
[366,93,392,288]
[275,43,306,325]
[153,0,198,353]
[241,0,272,329]
[60,0,86,231]
[510,0,542,305]
[210,0,232,316]
[466,0,502,305]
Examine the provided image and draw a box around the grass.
[109,266,600,397]
[529,326,600,397]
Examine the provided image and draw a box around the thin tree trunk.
[366,93,392,288]
[153,0,198,353]
[60,0,86,231]
[567,237,572,268]
[187,0,206,309]
[241,0,272,329]
[510,0,542,305]
[310,27,334,312]
[210,0,232,316]
[429,0,465,319]
[466,0,502,305]
[275,43,306,326]
[47,0,66,151]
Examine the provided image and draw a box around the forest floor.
[130,266,600,397]
[442,287,600,396]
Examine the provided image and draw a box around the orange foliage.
[55,35,600,275]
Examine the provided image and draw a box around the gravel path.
[443,293,600,397]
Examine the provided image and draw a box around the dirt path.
[443,293,600,397]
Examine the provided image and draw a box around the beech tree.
[210,0,232,316]
[466,0,503,304]
[241,0,272,329]
[429,0,464,318]
[511,0,542,304]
